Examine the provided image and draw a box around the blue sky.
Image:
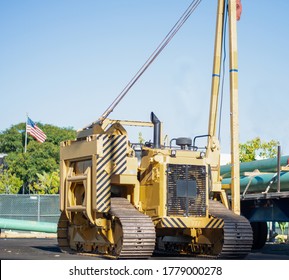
[1,1,289,154]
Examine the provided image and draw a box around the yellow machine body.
[57,0,253,259]
[58,118,251,258]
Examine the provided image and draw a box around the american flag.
[26,117,47,143]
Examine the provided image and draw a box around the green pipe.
[0,218,57,233]
[221,155,289,178]
[222,171,289,193]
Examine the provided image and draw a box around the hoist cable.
[86,0,202,128]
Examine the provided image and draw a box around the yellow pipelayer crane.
[57,0,253,259]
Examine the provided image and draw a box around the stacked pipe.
[221,155,289,194]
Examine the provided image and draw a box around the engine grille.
[167,164,206,217]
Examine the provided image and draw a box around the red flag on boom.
[236,0,242,21]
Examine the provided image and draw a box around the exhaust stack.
[151,112,161,149]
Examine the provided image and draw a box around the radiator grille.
[167,164,206,217]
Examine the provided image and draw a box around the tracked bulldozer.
[57,0,253,259]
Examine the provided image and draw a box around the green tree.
[0,167,23,194]
[239,137,279,162]
[29,171,60,194]
[0,122,76,194]
[0,124,25,153]
[277,222,288,243]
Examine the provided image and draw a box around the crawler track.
[57,212,71,253]
[110,197,156,258]
[209,200,253,259]
[155,201,253,259]
[57,199,251,259]
[57,198,156,258]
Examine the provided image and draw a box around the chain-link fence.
[0,194,60,223]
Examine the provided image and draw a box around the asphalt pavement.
[0,238,289,260]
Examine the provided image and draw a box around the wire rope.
[86,0,202,128]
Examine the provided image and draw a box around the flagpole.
[24,114,28,153]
